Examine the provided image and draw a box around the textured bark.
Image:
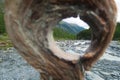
[4,0,117,80]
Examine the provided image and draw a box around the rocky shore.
[0,40,120,80]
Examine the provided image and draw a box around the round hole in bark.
[52,16,91,56]
[53,16,90,40]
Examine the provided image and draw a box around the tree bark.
[4,0,117,80]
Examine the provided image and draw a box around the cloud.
[62,16,89,29]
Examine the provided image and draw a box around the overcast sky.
[63,0,120,29]
[115,0,120,22]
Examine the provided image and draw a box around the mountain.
[57,21,85,34]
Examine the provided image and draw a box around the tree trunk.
[4,0,117,80]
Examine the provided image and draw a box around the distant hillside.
[113,22,120,40]
[53,27,76,40]
[76,29,91,40]
[57,21,85,34]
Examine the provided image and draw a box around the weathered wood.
[4,0,117,80]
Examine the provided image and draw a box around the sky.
[63,16,90,29]
[63,0,120,29]
[115,0,120,22]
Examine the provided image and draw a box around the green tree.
[113,23,120,40]
[76,29,91,40]
[0,13,5,34]
[53,27,76,40]
[0,1,5,34]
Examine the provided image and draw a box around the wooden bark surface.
[4,0,117,80]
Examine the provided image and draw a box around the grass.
[0,33,13,49]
